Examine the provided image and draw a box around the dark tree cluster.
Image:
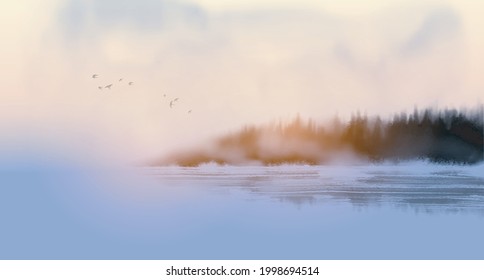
[341,108,484,164]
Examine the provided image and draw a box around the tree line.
[166,107,484,166]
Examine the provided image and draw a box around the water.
[1,162,484,259]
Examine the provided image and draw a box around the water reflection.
[2,163,484,259]
[147,165,484,214]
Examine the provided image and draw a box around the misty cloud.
[400,7,462,56]
[61,0,87,39]
[59,0,208,38]
[333,43,356,68]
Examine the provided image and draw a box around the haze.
[1,0,483,163]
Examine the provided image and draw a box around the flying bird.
[92,74,99,79]
[169,98,179,108]
[98,86,103,90]
[105,84,113,89]
[128,82,134,85]
[119,78,123,82]
[188,110,192,114]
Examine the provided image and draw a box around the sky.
[1,0,483,163]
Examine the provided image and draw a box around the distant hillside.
[160,107,484,166]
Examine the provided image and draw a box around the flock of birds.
[92,74,133,90]
[92,74,192,114]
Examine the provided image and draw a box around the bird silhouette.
[119,78,123,82]
[169,98,179,108]
[128,82,134,85]
[92,74,99,79]
[98,86,103,90]
[105,84,113,89]
[188,110,192,114]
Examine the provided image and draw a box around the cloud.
[59,0,209,39]
[333,43,356,68]
[60,0,87,39]
[400,7,461,56]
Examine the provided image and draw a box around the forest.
[164,107,484,166]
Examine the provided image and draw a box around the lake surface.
[1,162,484,259]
